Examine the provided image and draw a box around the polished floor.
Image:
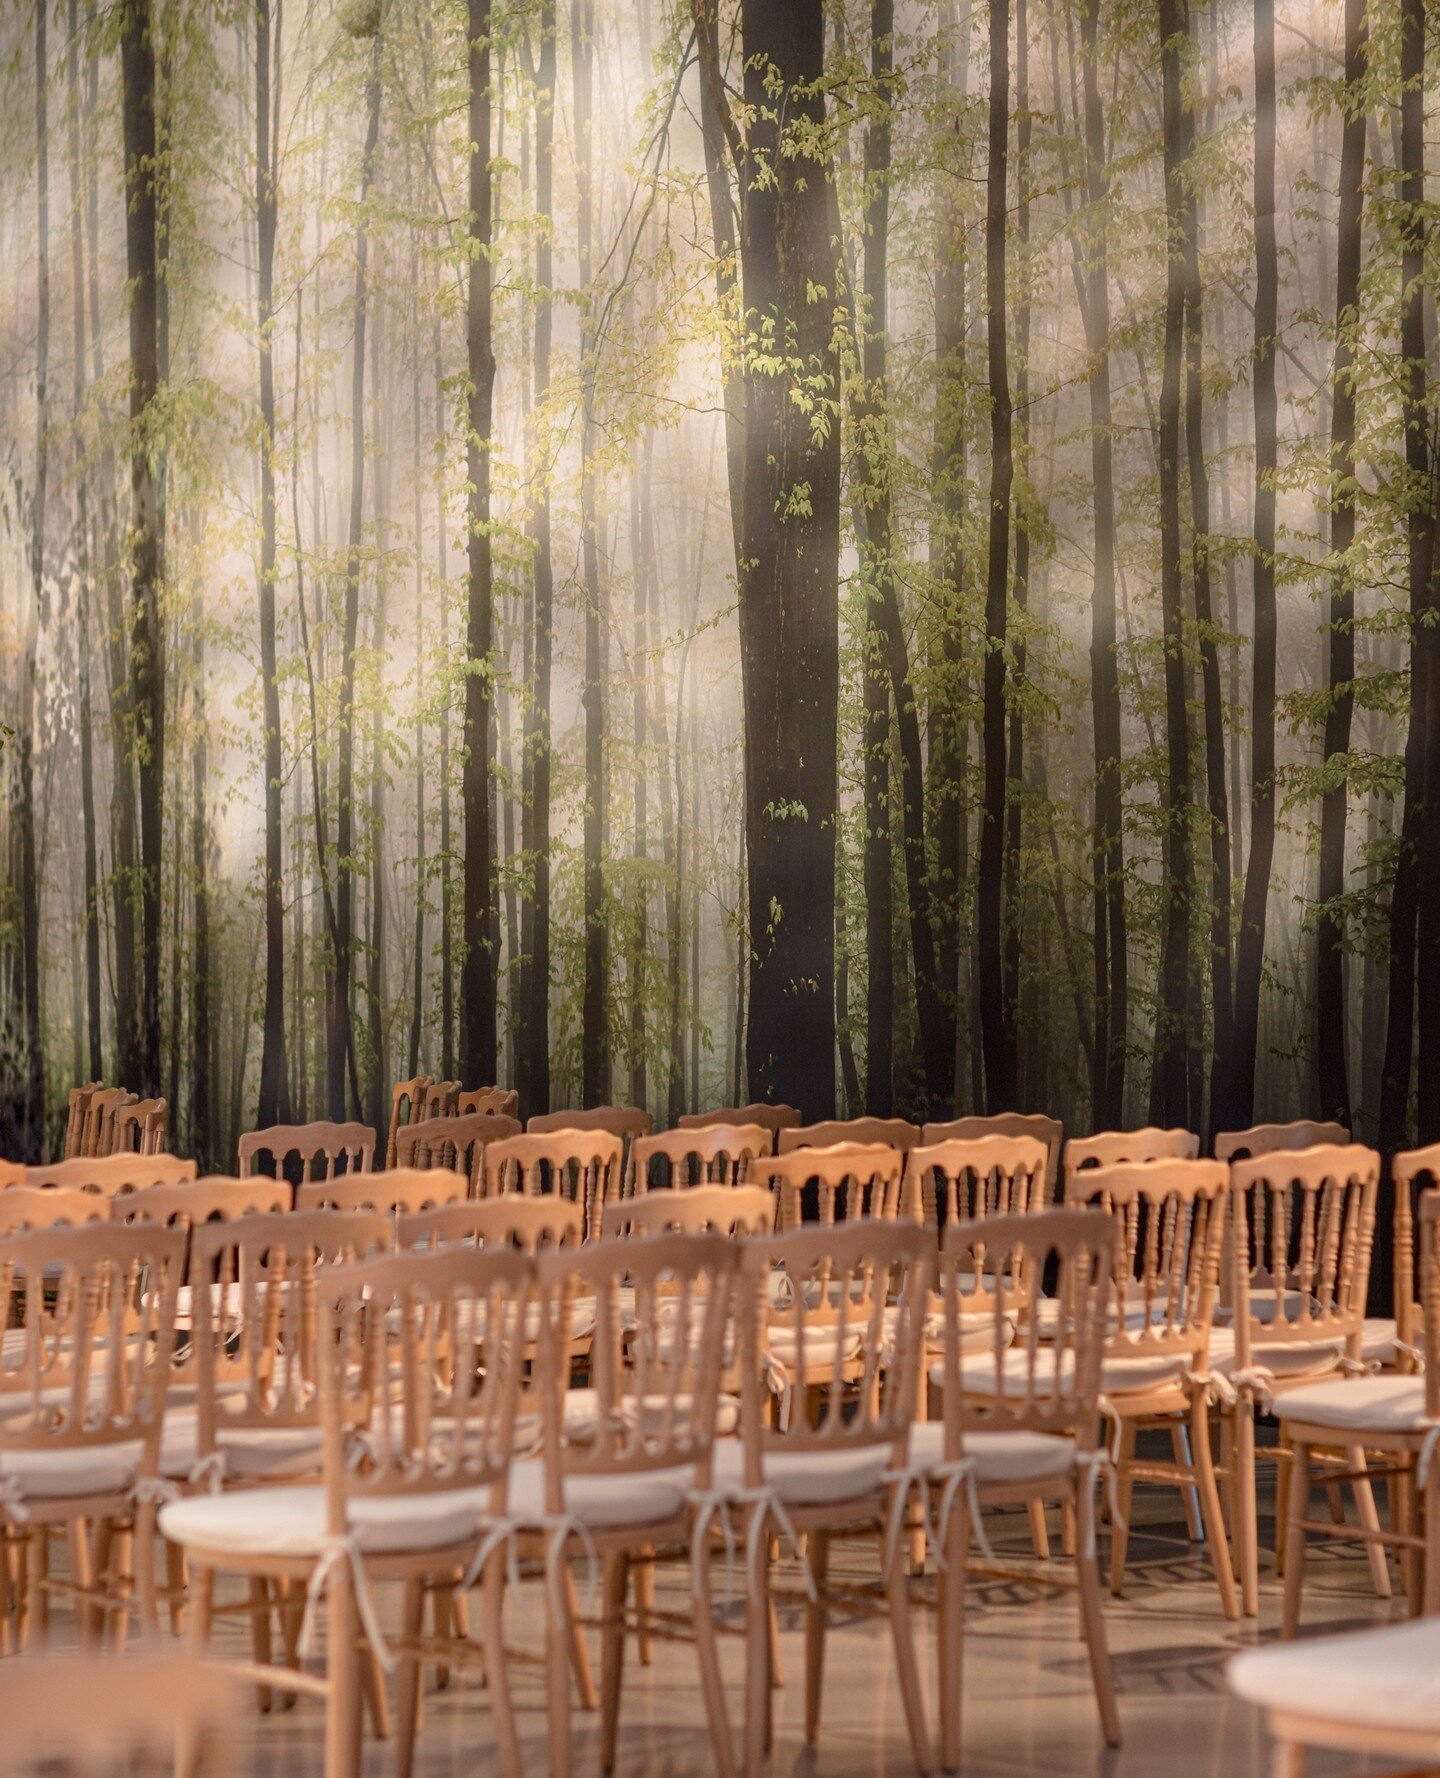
[213,1483,1402,1778]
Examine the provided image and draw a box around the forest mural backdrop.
[0,0,1437,1168]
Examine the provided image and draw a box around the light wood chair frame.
[237,1122,376,1183]
[1213,1120,1350,1164]
[677,1103,799,1139]
[395,1112,522,1192]
[921,1112,1064,1203]
[754,1142,911,1233]
[1062,1126,1199,1199]
[626,1124,774,1197]
[778,1116,921,1156]
[21,1152,198,1197]
[480,1130,625,1243]
[295,1166,468,1216]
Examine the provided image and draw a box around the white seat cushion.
[1208,1326,1344,1382]
[160,1482,495,1558]
[515,1388,739,1448]
[1362,1316,1400,1367]
[0,1444,143,1505]
[712,1436,889,1507]
[1229,1617,1440,1735]
[159,1412,324,1483]
[944,1344,1192,1399]
[506,1458,693,1528]
[1271,1373,1429,1435]
[908,1420,1078,1486]
[768,1324,865,1373]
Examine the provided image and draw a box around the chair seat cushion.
[908,1420,1078,1486]
[942,1345,1192,1399]
[0,1443,143,1505]
[1228,1618,1440,1735]
[159,1413,324,1483]
[768,1324,865,1372]
[515,1389,739,1449]
[712,1436,890,1507]
[1361,1316,1399,1367]
[160,1481,496,1558]
[1208,1326,1344,1381]
[506,1458,694,1529]
[1271,1373,1429,1435]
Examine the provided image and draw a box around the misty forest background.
[0,0,1438,1170]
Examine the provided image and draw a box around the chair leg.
[546,1550,576,1778]
[1347,1446,1392,1599]
[133,1502,160,1637]
[1108,1418,1137,1597]
[1190,1395,1238,1620]
[803,1530,829,1745]
[1424,1457,1440,1616]
[1237,1400,1260,1617]
[744,1509,771,1778]
[362,1643,392,1742]
[633,1550,654,1667]
[396,1579,426,1778]
[691,1537,735,1778]
[1073,1485,1121,1748]
[885,1522,933,1777]
[1271,1736,1306,1778]
[433,1580,453,1691]
[324,1560,364,1778]
[559,1563,598,1711]
[165,1540,187,1636]
[70,1522,100,1647]
[600,1553,629,1777]
[178,1566,215,1778]
[937,1493,970,1775]
[1027,1500,1051,1560]
[478,1547,524,1778]
[250,1577,275,1713]
[1281,1440,1312,1639]
[1172,1423,1203,1542]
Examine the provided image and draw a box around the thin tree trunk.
[630,449,651,1108]
[1233,0,1279,1126]
[435,318,454,1081]
[1316,0,1367,1129]
[978,0,1014,1111]
[408,346,427,1082]
[462,0,498,1086]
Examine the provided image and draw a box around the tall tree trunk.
[1316,0,1366,1130]
[328,30,381,1119]
[408,344,427,1082]
[191,592,213,1167]
[435,318,454,1081]
[462,0,498,1086]
[68,0,102,1086]
[977,0,1014,1111]
[121,0,165,1100]
[366,323,389,1140]
[1156,0,1196,1127]
[255,0,288,1125]
[520,0,556,1115]
[1233,0,1279,1126]
[696,0,744,566]
[629,450,651,1109]
[738,0,841,1120]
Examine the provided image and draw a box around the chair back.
[1063,1126,1198,1199]
[0,1187,108,1233]
[739,1220,929,1475]
[600,1183,774,1241]
[778,1116,920,1156]
[921,1113,1063,1201]
[1214,1120,1349,1164]
[63,1082,103,1160]
[296,1165,467,1216]
[628,1124,772,1194]
[456,1086,520,1119]
[527,1105,654,1143]
[1069,1158,1229,1369]
[385,1075,434,1168]
[398,1195,584,1254]
[237,1119,375,1181]
[0,1160,25,1190]
[938,1207,1112,1453]
[1228,1144,1379,1369]
[81,1087,138,1157]
[677,1103,799,1138]
[755,1142,909,1230]
[1391,1142,1440,1353]
[904,1134,1050,1232]
[1415,1188,1440,1420]
[535,1231,737,1502]
[481,1130,624,1241]
[110,1176,291,1228]
[417,1079,462,1118]
[23,1152,198,1197]
[112,1097,169,1156]
[396,1111,521,1190]
[318,1244,537,1534]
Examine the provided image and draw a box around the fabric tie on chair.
[297,1533,395,1672]
[721,1482,819,1608]
[1415,1419,1440,1490]
[1075,1448,1125,1561]
[687,1486,740,1604]
[130,1475,179,1509]
[925,1456,994,1567]
[188,1452,228,1494]
[0,1473,31,1523]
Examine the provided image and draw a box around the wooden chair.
[417,1079,461,1119]
[753,1142,910,1231]
[62,1083,102,1160]
[480,1130,625,1243]
[22,1153,197,1197]
[1390,1141,1440,1372]
[0,1651,238,1778]
[600,1183,774,1241]
[778,1116,921,1156]
[384,1076,434,1170]
[1275,1182,1440,1634]
[627,1124,773,1196]
[1062,1126,1198,1200]
[0,1159,26,1190]
[918,1207,1120,1762]
[677,1103,800,1139]
[456,1086,520,1119]
[904,1133,1051,1233]
[80,1087,138,1158]
[111,1176,291,1229]
[527,1105,653,1146]
[0,1187,107,1233]
[0,1223,185,1644]
[732,1220,932,1778]
[1214,1120,1350,1164]
[163,1241,538,1778]
[1221,1143,1382,1615]
[395,1112,521,1193]
[1060,1157,1237,1617]
[111,1097,169,1156]
[237,1121,375,1183]
[532,1231,740,1778]
[296,1167,468,1216]
[921,1112,1064,1204]
[398,1195,584,1255]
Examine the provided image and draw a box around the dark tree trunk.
[1233,0,1279,1127]
[121,0,165,1100]
[435,318,454,1081]
[1316,0,1367,1130]
[696,0,744,563]
[328,31,381,1119]
[629,449,652,1109]
[738,0,841,1120]
[192,591,213,1167]
[255,0,289,1126]
[408,350,427,1083]
[462,0,499,1085]
[1156,0,1196,1127]
[977,0,1014,1111]
[520,0,556,1115]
